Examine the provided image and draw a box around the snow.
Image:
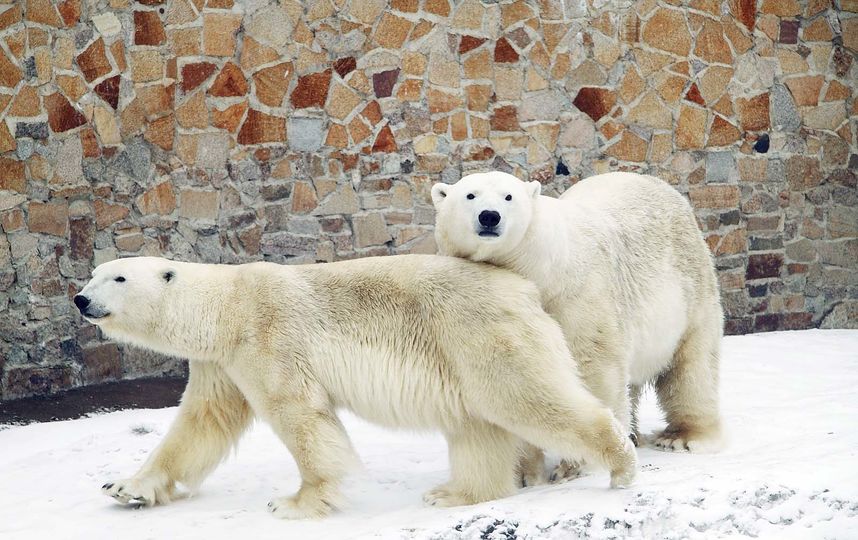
[1,330,857,540]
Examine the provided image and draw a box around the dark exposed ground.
[0,376,187,426]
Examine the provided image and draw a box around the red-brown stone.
[372,124,397,153]
[0,158,26,192]
[746,253,783,280]
[180,62,216,92]
[494,38,519,63]
[730,0,755,31]
[685,83,705,106]
[45,92,87,133]
[69,216,94,260]
[134,11,166,46]
[94,75,120,109]
[253,63,292,107]
[573,87,617,122]
[237,109,286,145]
[490,105,520,131]
[459,35,486,54]
[58,0,81,27]
[372,68,400,98]
[208,61,248,97]
[291,69,332,108]
[333,56,356,78]
[737,93,770,131]
[77,38,112,82]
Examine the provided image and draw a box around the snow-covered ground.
[1,330,856,539]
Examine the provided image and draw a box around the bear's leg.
[474,375,637,489]
[102,362,252,506]
[653,319,724,453]
[518,442,547,487]
[423,421,520,507]
[266,402,359,519]
[629,384,644,447]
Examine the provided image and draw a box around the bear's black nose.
[73,294,90,313]
[479,210,501,228]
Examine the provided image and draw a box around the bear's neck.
[496,195,589,299]
[148,269,241,362]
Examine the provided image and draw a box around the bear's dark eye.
[163,271,175,283]
[466,193,475,200]
[114,276,125,283]
[505,194,512,201]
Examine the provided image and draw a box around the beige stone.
[93,106,121,145]
[802,102,847,131]
[676,105,707,149]
[179,189,220,220]
[627,91,672,129]
[642,8,691,56]
[325,82,361,120]
[130,50,162,82]
[203,13,242,57]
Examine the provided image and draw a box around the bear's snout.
[478,210,501,228]
[73,294,90,313]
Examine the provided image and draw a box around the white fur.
[79,255,637,519]
[433,171,725,457]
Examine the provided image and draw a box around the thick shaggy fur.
[433,171,724,459]
[77,255,636,519]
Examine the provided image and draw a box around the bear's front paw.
[549,459,584,483]
[268,483,340,520]
[423,485,469,507]
[101,475,171,507]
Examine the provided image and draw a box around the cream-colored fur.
[77,255,637,519]
[433,171,725,462]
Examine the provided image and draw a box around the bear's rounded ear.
[527,181,541,199]
[431,183,449,208]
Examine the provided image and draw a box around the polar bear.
[74,255,636,518]
[432,171,724,457]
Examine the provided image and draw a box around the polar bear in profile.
[75,255,636,518]
[432,171,724,459]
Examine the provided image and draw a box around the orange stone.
[237,109,286,145]
[0,49,22,88]
[212,101,246,132]
[396,79,422,101]
[641,8,691,56]
[169,27,202,56]
[176,91,207,129]
[9,85,41,116]
[145,114,175,151]
[80,128,101,158]
[136,84,174,119]
[325,123,349,148]
[676,105,707,149]
[803,17,833,41]
[291,69,332,109]
[291,182,318,214]
[736,93,770,131]
[77,38,112,82]
[58,0,81,27]
[451,111,468,141]
[25,0,63,27]
[760,0,800,16]
[0,5,22,30]
[203,13,242,56]
[28,201,68,236]
[0,122,15,153]
[361,101,383,126]
[253,63,293,107]
[240,37,279,72]
[688,184,740,209]
[785,75,824,106]
[465,84,492,111]
[427,88,463,114]
[208,62,248,97]
[349,116,372,144]
[708,115,741,146]
[425,0,450,16]
[0,158,26,192]
[373,13,412,49]
[137,181,176,215]
[110,41,126,72]
[619,67,645,103]
[823,80,850,102]
[606,131,647,162]
[694,19,732,64]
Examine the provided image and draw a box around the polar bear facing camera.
[75,255,636,518]
[432,171,724,455]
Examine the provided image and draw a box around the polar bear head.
[431,171,540,261]
[74,257,177,341]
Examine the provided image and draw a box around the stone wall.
[0,0,856,400]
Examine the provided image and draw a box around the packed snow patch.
[1,330,856,539]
